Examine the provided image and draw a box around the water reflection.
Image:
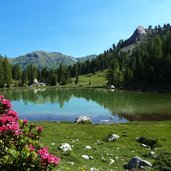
[0,88,171,123]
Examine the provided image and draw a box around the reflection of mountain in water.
[1,88,171,121]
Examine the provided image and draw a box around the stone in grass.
[138,136,158,149]
[90,167,99,171]
[75,115,93,124]
[103,133,120,142]
[85,146,92,149]
[58,143,72,154]
[81,155,93,160]
[124,156,152,170]
[150,151,157,158]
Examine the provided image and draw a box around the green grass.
[38,121,171,170]
[71,70,107,88]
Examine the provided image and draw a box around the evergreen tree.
[0,58,4,88]
[75,72,79,85]
[21,69,28,86]
[12,64,22,82]
[2,57,12,87]
[27,64,37,85]
[107,59,123,86]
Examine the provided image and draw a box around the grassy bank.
[71,70,107,88]
[38,121,171,170]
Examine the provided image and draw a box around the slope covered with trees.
[1,23,171,89]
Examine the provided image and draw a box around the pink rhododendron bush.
[0,95,60,171]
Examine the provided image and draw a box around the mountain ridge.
[9,51,97,70]
[8,25,153,69]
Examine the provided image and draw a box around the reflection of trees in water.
[1,89,72,109]
[1,88,171,116]
[0,88,134,114]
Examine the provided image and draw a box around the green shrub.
[0,95,60,170]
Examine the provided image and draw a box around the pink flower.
[1,99,12,110]
[28,144,35,151]
[7,110,19,120]
[0,95,4,100]
[23,119,28,124]
[47,154,60,165]
[37,126,43,133]
[38,147,60,166]
[0,115,21,135]
[0,114,16,124]
[15,129,22,135]
[0,96,60,169]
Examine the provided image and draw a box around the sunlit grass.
[38,121,171,170]
[71,70,107,87]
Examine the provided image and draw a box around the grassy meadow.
[38,121,171,170]
[71,70,107,88]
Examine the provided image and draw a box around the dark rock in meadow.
[126,156,152,170]
[138,136,158,149]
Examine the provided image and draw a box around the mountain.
[121,25,147,52]
[9,51,97,70]
[126,25,147,44]
[77,54,97,63]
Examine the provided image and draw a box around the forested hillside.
[69,23,171,89]
[0,24,171,89]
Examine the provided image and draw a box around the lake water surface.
[1,88,171,123]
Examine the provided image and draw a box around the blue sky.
[0,0,171,58]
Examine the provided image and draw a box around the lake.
[0,88,171,123]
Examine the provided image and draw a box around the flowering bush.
[0,95,60,170]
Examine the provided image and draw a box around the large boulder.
[126,156,152,169]
[75,116,93,124]
[33,78,38,84]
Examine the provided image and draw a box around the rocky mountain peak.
[131,25,146,43]
[124,25,146,46]
[136,25,146,35]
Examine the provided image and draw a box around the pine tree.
[75,72,79,85]
[22,69,28,86]
[2,57,12,87]
[0,58,4,88]
[12,64,22,82]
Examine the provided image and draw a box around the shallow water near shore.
[0,88,171,123]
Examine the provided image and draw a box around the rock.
[110,85,115,89]
[33,78,38,84]
[67,162,74,166]
[96,139,103,145]
[90,167,99,171]
[31,79,46,87]
[109,158,115,165]
[101,156,106,162]
[150,151,157,158]
[75,116,92,124]
[81,155,93,160]
[127,156,152,169]
[138,136,158,149]
[85,146,92,149]
[89,156,93,160]
[115,156,119,160]
[141,143,148,148]
[127,25,146,44]
[58,143,72,154]
[103,133,120,142]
